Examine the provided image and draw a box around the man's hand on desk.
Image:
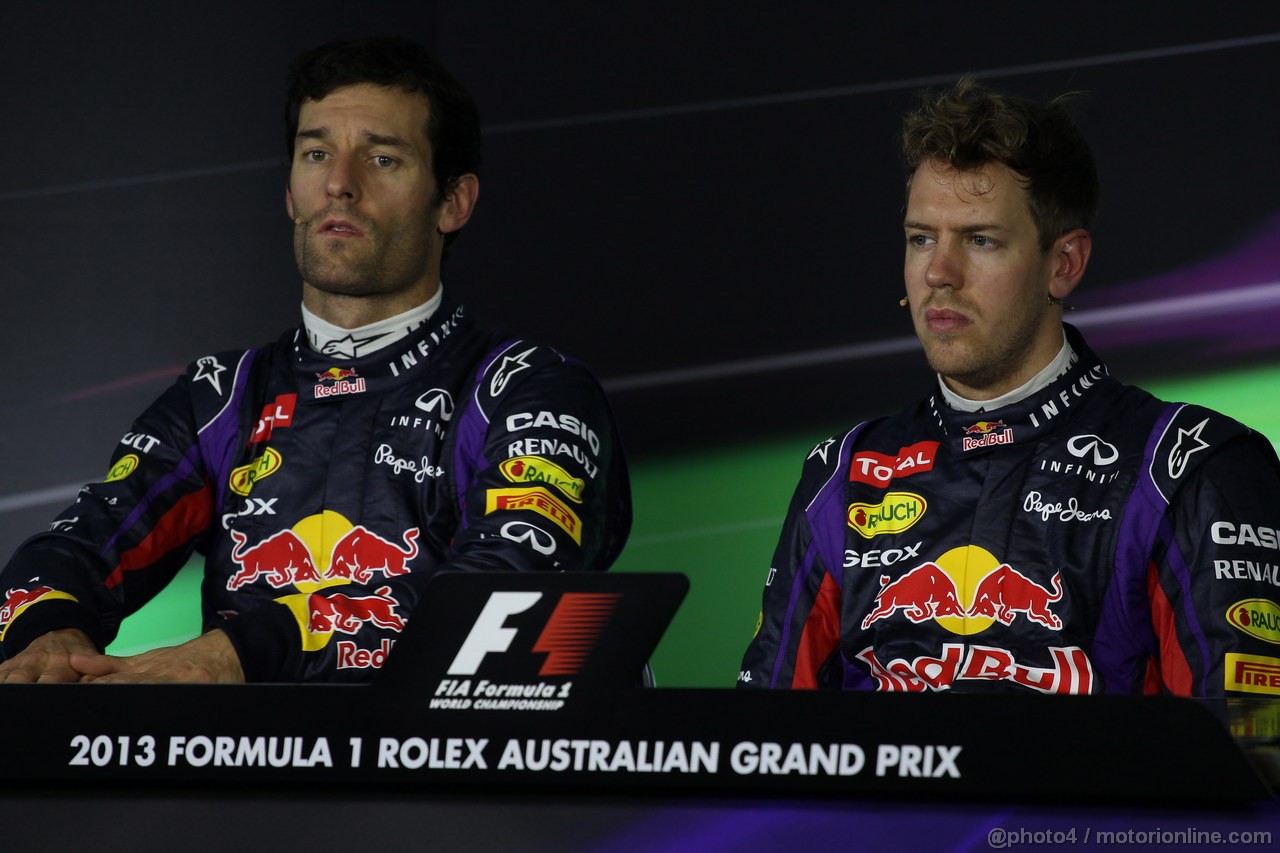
[0,628,99,683]
[71,629,246,683]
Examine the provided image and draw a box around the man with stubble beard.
[0,37,631,683]
[740,78,1280,698]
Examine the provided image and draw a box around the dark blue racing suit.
[740,325,1280,697]
[0,298,631,682]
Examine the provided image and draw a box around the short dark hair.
[285,37,482,250]
[900,76,1098,250]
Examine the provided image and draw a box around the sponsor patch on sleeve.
[1226,599,1280,644]
[1224,652,1280,695]
[104,454,139,483]
[486,487,582,544]
[0,587,78,640]
[498,456,584,502]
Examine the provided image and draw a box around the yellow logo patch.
[847,492,927,539]
[104,454,139,483]
[486,486,581,544]
[1227,599,1280,645]
[498,456,584,502]
[1225,652,1280,695]
[230,447,283,497]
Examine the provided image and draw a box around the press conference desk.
[3,572,1277,850]
[1,683,1276,852]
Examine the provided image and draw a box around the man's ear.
[285,187,296,221]
[1049,229,1091,301]
[437,174,479,234]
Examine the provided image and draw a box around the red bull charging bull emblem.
[0,586,76,639]
[226,511,415,661]
[962,419,1013,451]
[313,367,367,398]
[856,545,1091,693]
[861,545,1064,633]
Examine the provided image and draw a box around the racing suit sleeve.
[444,343,632,575]
[739,435,848,689]
[0,376,214,658]
[1147,434,1280,698]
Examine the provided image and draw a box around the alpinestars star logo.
[490,346,538,396]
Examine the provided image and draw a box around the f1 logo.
[448,592,542,675]
[447,590,620,677]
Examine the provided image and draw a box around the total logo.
[962,420,1013,452]
[314,367,367,399]
[849,441,940,487]
[225,511,418,663]
[861,546,1064,634]
[250,394,297,445]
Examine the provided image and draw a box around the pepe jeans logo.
[1021,491,1112,523]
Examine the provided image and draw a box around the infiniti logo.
[1066,434,1119,466]
[414,388,454,421]
[499,520,556,555]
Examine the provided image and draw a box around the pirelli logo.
[486,487,582,544]
[1224,652,1280,695]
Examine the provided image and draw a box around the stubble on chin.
[295,231,382,296]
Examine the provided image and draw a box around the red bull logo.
[856,643,1095,693]
[964,420,1005,435]
[227,528,321,590]
[967,566,1064,629]
[226,512,417,659]
[860,564,966,629]
[861,546,1064,634]
[0,586,57,632]
[316,367,358,383]
[327,526,420,583]
[313,367,366,398]
[227,523,420,591]
[305,586,406,634]
[962,420,1013,451]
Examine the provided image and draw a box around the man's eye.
[373,155,397,168]
[303,150,327,163]
[907,234,933,248]
[970,235,994,248]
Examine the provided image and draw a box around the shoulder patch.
[473,340,565,420]
[1149,404,1250,504]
